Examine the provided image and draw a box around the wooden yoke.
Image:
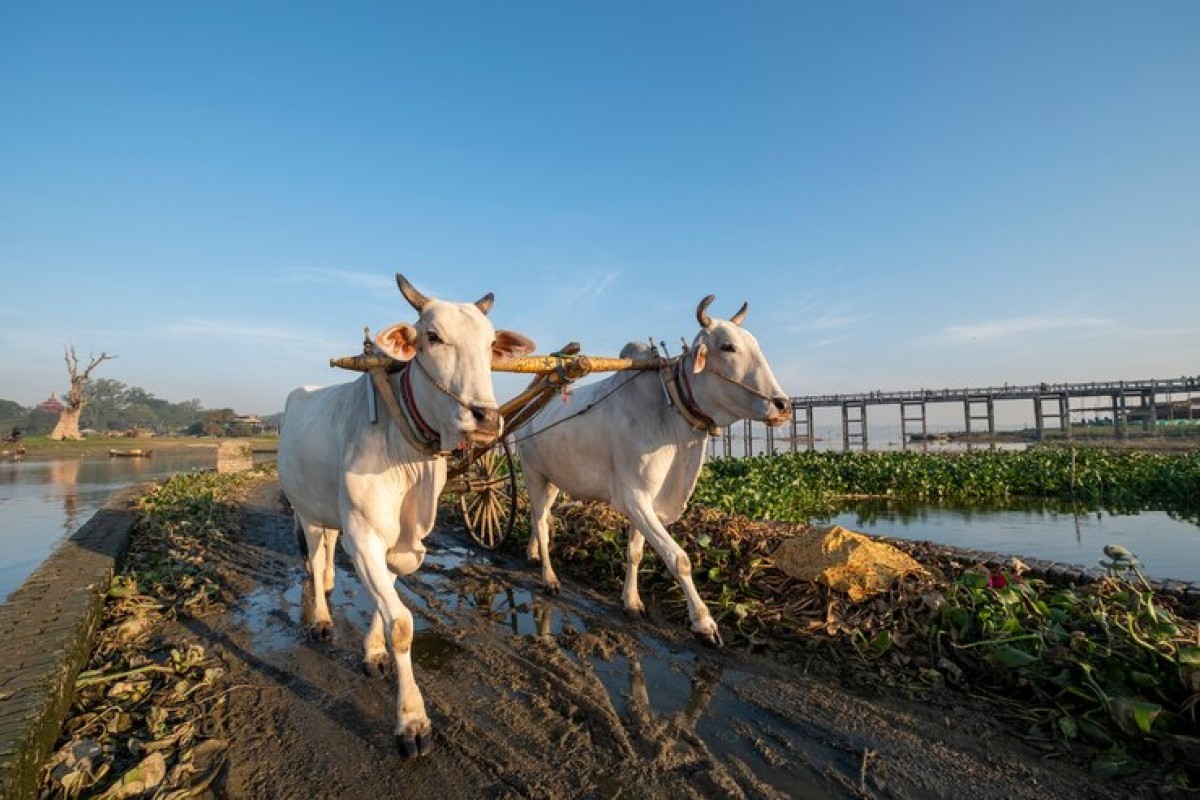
[329,332,663,437]
[494,344,662,433]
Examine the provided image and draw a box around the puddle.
[234,584,300,654]
[236,524,841,796]
[585,646,840,797]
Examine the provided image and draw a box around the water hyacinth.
[693,448,1200,521]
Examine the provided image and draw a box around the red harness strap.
[662,356,720,436]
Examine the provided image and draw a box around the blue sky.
[2,2,1198,416]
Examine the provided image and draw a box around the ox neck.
[369,364,445,457]
[662,355,721,436]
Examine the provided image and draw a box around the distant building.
[37,393,64,415]
[223,415,277,435]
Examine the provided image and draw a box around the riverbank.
[31,469,1199,797]
[8,435,278,459]
[942,429,1200,453]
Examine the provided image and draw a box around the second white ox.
[515,295,789,646]
[278,274,534,757]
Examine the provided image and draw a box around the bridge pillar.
[841,401,867,451]
[789,404,815,452]
[1034,397,1045,440]
[900,400,927,450]
[964,396,995,443]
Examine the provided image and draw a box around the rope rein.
[508,369,647,445]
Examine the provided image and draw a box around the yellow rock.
[772,525,929,602]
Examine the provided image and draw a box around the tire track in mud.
[200,480,1124,799]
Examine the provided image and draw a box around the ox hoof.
[693,627,724,649]
[543,581,561,597]
[363,654,392,680]
[624,604,647,620]
[307,622,333,641]
[397,725,434,758]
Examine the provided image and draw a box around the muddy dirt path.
[182,479,1127,798]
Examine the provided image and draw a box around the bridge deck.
[790,377,1200,408]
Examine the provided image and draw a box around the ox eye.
[720,342,737,353]
[426,331,443,345]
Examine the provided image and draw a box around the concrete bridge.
[710,375,1200,456]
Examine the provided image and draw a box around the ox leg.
[525,471,561,594]
[621,496,722,647]
[345,532,432,756]
[322,529,339,595]
[363,610,390,679]
[622,525,647,618]
[298,519,336,640]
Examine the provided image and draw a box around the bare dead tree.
[48,346,118,440]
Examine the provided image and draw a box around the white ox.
[515,296,789,646]
[278,274,534,757]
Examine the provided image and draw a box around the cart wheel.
[459,439,518,549]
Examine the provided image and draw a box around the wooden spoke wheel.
[459,439,518,549]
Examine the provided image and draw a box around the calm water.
[0,449,219,601]
[2,450,1198,602]
[822,502,1200,583]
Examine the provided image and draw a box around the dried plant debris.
[39,468,267,799]
[520,500,1200,789]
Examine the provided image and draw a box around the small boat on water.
[109,449,153,458]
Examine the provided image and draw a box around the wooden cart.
[331,333,662,548]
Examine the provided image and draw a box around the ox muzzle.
[466,405,504,446]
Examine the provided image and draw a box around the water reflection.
[0,449,219,601]
[823,497,1200,582]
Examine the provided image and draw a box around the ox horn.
[396,274,430,312]
[730,301,749,326]
[475,292,494,315]
[696,295,716,329]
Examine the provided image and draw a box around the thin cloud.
[162,317,339,348]
[554,270,622,307]
[785,309,870,333]
[270,268,396,294]
[929,314,1110,344]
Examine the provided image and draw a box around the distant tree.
[49,347,117,440]
[23,407,58,436]
[0,399,26,436]
[191,408,237,437]
[82,378,130,432]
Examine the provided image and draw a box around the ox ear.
[492,330,536,364]
[691,342,708,374]
[375,323,420,362]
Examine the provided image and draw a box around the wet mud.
[182,480,1128,798]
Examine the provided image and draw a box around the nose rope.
[412,354,496,412]
[707,366,787,405]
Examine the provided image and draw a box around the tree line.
[0,379,280,437]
